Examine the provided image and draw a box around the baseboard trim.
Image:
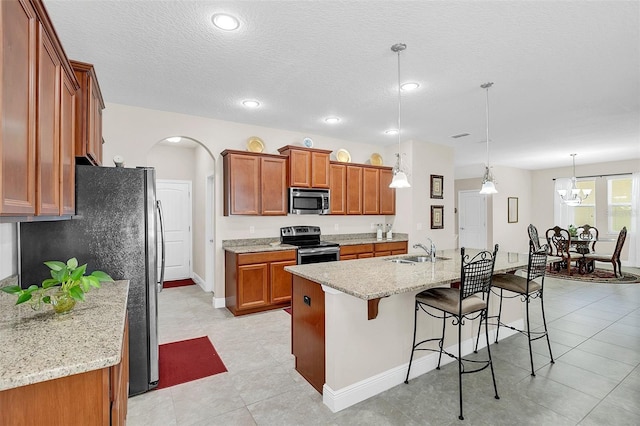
[192,272,205,289]
[213,297,226,309]
[322,319,523,413]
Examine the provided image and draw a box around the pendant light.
[479,82,498,194]
[389,43,411,189]
[557,154,591,206]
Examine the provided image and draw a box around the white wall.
[0,223,17,279]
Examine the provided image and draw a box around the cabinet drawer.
[375,241,407,253]
[237,250,296,265]
[339,243,374,256]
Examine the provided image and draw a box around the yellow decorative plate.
[247,137,264,153]
[370,153,383,166]
[336,148,351,163]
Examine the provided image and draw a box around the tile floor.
[127,270,640,425]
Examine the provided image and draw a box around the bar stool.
[405,245,499,421]
[477,237,554,376]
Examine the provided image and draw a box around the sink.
[387,255,451,264]
[403,256,431,263]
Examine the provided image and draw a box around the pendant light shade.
[479,82,497,194]
[389,43,411,189]
[557,154,591,205]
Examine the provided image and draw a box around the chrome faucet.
[413,238,437,262]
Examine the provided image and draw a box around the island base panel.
[292,275,325,393]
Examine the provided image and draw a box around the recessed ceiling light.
[242,100,260,108]
[211,13,240,31]
[324,117,340,124]
[401,82,420,91]
[385,129,399,135]
[166,137,181,143]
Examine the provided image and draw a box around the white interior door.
[157,180,192,281]
[458,190,487,250]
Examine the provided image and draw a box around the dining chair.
[405,245,499,421]
[582,227,627,278]
[545,226,573,275]
[571,224,599,254]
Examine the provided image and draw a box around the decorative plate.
[247,137,264,153]
[336,148,351,163]
[370,153,383,166]
[303,137,314,148]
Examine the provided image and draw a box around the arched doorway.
[146,136,216,292]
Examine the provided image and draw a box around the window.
[573,179,596,226]
[608,176,632,233]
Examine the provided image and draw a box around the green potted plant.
[568,224,578,237]
[1,258,114,314]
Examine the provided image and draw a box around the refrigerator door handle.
[157,200,166,293]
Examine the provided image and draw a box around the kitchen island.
[0,280,130,425]
[285,249,528,412]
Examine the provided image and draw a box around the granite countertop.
[0,280,129,391]
[223,233,409,254]
[285,249,528,300]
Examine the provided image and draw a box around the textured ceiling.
[44,0,639,175]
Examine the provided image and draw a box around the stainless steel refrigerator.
[18,165,165,396]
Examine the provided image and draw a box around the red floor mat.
[157,336,227,389]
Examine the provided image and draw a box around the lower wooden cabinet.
[0,315,129,425]
[340,241,407,260]
[225,250,297,315]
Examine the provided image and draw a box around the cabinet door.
[329,163,346,215]
[311,151,330,188]
[0,0,37,215]
[362,167,380,215]
[225,153,260,215]
[60,69,76,215]
[88,79,103,165]
[270,259,296,304]
[237,263,269,310]
[36,26,61,216]
[261,156,287,215]
[346,166,362,215]
[289,149,311,187]
[379,168,396,215]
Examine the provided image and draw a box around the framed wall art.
[431,205,444,229]
[508,197,518,223]
[430,174,443,199]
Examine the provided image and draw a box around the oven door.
[297,246,340,264]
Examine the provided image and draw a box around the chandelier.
[389,43,411,189]
[479,82,497,194]
[557,153,591,206]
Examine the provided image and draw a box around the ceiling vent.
[450,133,470,139]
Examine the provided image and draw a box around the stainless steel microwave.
[289,188,330,215]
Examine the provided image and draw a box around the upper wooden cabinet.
[346,165,363,215]
[379,168,396,215]
[1,0,79,217]
[278,146,331,188]
[71,60,104,166]
[222,150,287,216]
[329,163,346,215]
[362,167,380,215]
[330,161,394,216]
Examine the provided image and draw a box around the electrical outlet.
[417,223,422,230]
[249,226,255,234]
[334,224,339,231]
[371,223,375,229]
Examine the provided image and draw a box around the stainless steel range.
[280,226,340,264]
